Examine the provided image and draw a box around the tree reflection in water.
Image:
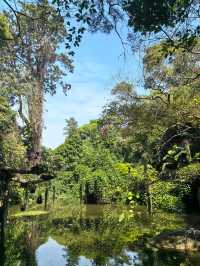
[0,204,200,266]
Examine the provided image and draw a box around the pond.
[2,204,200,265]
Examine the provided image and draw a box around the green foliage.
[0,1,76,158]
[176,163,200,181]
[0,132,26,168]
[0,97,26,168]
[54,132,83,171]
[0,0,199,215]
[53,0,199,54]
[63,117,78,137]
[0,14,12,46]
[50,114,185,212]
[0,96,15,134]
[1,1,74,96]
[143,39,200,95]
[99,65,200,210]
[50,120,134,202]
[12,210,48,218]
[151,181,183,212]
[7,203,191,266]
[125,0,191,34]
[40,67,200,212]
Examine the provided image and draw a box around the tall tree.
[143,39,200,94]
[0,0,73,165]
[63,117,78,137]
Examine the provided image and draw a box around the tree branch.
[18,95,29,126]
[2,0,21,38]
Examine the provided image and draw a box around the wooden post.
[80,184,83,205]
[52,186,55,206]
[147,181,152,215]
[143,160,153,215]
[24,188,29,210]
[44,187,48,210]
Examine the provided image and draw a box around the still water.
[3,204,200,265]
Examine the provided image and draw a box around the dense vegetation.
[43,73,200,213]
[0,0,200,264]
[0,0,199,212]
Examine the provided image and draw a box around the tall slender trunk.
[52,186,55,206]
[0,173,11,265]
[80,184,83,205]
[23,188,29,211]
[184,139,192,162]
[143,162,152,215]
[28,79,43,166]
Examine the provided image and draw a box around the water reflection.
[0,204,200,265]
[36,238,67,266]
[36,237,141,266]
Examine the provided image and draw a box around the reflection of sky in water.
[36,237,93,266]
[36,237,141,266]
[109,250,141,266]
[124,250,141,265]
[36,238,66,266]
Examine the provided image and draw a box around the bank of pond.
[0,203,199,266]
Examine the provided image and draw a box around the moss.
[12,210,48,218]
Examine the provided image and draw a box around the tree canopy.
[0,0,200,224]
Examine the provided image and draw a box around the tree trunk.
[28,79,44,166]
[197,187,200,209]
[0,174,11,265]
[80,184,83,205]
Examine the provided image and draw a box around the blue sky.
[43,30,143,148]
